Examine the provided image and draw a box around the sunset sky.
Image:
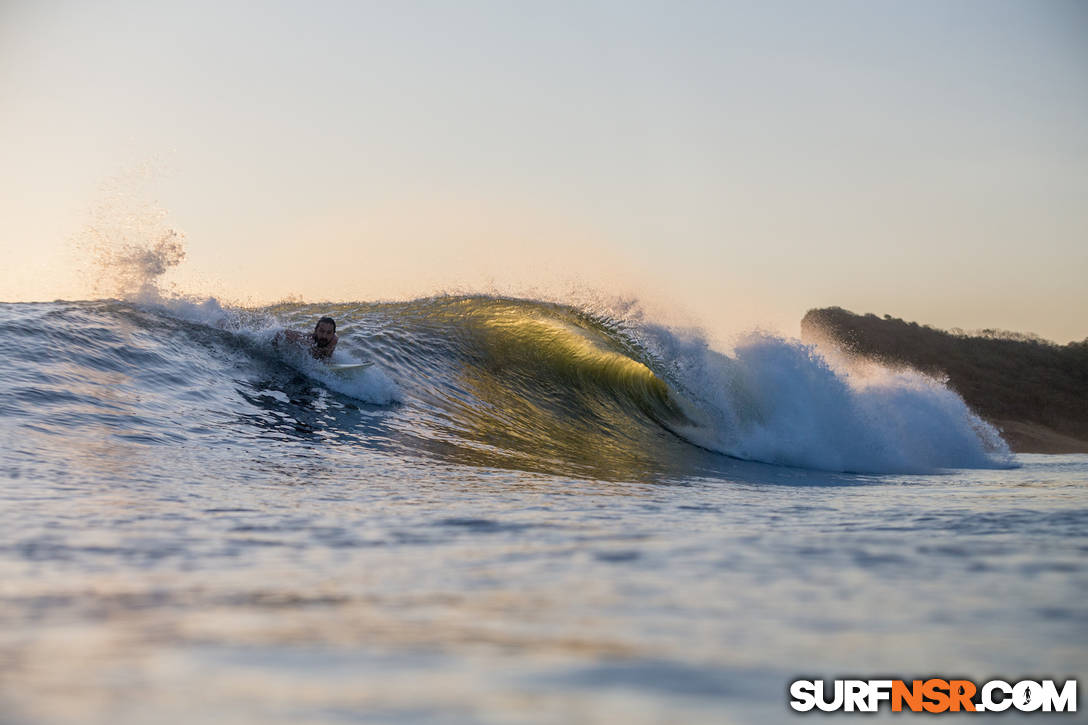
[2,0,1085,343]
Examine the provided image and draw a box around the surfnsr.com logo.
[789,679,1077,713]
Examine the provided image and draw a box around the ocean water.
[1,297,1084,724]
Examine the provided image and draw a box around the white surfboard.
[327,362,374,375]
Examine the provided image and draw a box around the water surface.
[1,299,1082,723]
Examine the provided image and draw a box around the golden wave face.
[259,295,716,481]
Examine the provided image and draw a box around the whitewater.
[1,291,1085,724]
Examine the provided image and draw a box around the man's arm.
[273,329,304,346]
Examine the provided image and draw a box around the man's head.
[313,317,337,348]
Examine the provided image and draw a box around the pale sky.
[2,0,1086,343]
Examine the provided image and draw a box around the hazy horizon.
[2,0,1086,343]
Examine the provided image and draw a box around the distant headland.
[801,307,1088,454]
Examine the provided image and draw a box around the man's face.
[314,322,336,347]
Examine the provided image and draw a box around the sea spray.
[72,182,402,406]
[76,164,189,301]
[666,331,1013,473]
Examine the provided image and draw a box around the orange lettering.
[892,680,924,712]
[922,679,950,713]
[948,680,976,712]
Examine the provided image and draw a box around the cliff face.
[801,308,1088,453]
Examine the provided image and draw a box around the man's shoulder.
[275,329,306,344]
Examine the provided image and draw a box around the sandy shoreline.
[992,419,1088,454]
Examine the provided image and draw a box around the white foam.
[302,359,401,406]
[655,330,1013,474]
[130,285,401,407]
[271,344,402,406]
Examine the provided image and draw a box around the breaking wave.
[0,293,1012,477]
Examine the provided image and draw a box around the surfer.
[275,316,339,361]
